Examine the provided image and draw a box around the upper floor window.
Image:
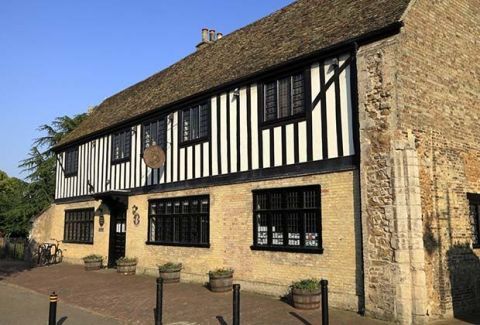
[468,193,480,248]
[181,103,209,144]
[64,147,79,177]
[112,129,131,163]
[252,185,322,253]
[143,118,166,151]
[263,72,305,123]
[147,195,210,247]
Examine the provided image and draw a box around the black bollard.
[321,279,329,325]
[233,284,240,325]
[155,277,163,325]
[48,292,58,325]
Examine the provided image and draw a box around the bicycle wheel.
[55,249,63,264]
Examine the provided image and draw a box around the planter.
[117,261,137,275]
[84,259,102,271]
[209,273,233,293]
[159,267,182,283]
[292,288,321,310]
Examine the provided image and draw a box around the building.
[30,0,480,323]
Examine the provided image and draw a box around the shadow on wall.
[447,244,480,321]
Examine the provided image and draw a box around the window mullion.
[300,190,306,247]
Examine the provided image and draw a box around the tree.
[0,113,88,236]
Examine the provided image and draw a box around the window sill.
[250,245,324,254]
[63,241,94,245]
[111,157,130,165]
[179,137,209,148]
[260,113,306,129]
[145,241,210,248]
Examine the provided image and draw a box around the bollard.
[155,277,163,325]
[321,279,329,325]
[48,292,58,325]
[233,284,240,325]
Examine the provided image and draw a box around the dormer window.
[181,102,209,145]
[263,72,306,124]
[64,147,79,177]
[112,129,131,164]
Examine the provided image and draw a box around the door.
[109,208,126,267]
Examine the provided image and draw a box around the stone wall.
[358,0,480,322]
[398,0,480,319]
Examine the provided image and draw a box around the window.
[263,72,305,123]
[143,118,166,151]
[147,195,210,247]
[468,193,480,248]
[64,208,94,244]
[112,129,131,163]
[252,185,322,253]
[64,147,79,177]
[181,103,209,144]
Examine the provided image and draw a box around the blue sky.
[0,0,293,179]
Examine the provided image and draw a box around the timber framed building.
[31,0,480,323]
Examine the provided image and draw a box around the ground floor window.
[147,195,209,247]
[252,185,322,253]
[64,208,94,244]
[468,193,480,248]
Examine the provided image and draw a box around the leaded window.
[112,129,131,163]
[64,147,79,177]
[148,195,209,247]
[181,103,209,143]
[468,193,480,248]
[64,208,94,244]
[143,118,166,151]
[252,185,322,253]
[263,72,305,123]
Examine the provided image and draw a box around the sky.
[0,0,294,179]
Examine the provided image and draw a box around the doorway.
[108,206,127,267]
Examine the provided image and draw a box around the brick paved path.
[1,262,386,324]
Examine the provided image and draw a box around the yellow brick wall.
[126,170,361,311]
[33,170,360,310]
[31,200,111,265]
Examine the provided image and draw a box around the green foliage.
[291,279,321,292]
[116,256,138,264]
[0,113,87,237]
[208,267,234,277]
[158,262,182,272]
[82,254,103,262]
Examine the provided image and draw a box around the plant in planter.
[116,257,138,275]
[82,254,103,271]
[290,279,321,310]
[208,268,234,292]
[158,262,182,283]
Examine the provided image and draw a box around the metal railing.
[0,237,27,260]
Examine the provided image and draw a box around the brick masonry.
[32,170,363,312]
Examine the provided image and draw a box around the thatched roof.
[57,0,410,148]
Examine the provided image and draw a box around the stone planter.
[116,261,137,275]
[209,273,233,292]
[159,267,182,283]
[83,259,103,271]
[292,288,321,310]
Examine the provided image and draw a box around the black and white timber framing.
[55,52,358,201]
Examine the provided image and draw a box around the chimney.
[209,29,216,42]
[196,28,222,50]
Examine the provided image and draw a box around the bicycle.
[37,238,63,266]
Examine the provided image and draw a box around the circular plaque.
[143,145,165,169]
